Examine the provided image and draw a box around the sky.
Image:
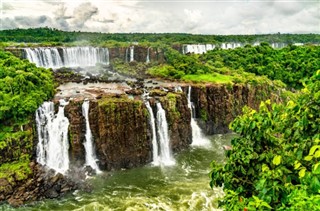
[0,0,319,34]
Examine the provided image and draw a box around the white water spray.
[145,101,160,165]
[82,100,101,173]
[36,99,70,174]
[25,47,109,68]
[130,46,134,62]
[156,102,175,166]
[187,86,211,147]
[146,47,150,63]
[182,44,216,54]
[174,86,183,92]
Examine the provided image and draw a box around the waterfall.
[36,99,70,174]
[156,102,175,166]
[82,100,101,173]
[146,47,150,63]
[174,86,183,92]
[187,86,211,147]
[25,48,63,68]
[24,47,109,68]
[145,101,160,165]
[271,43,286,48]
[130,46,134,62]
[182,44,215,54]
[125,48,128,63]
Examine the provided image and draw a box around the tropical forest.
[0,23,319,211]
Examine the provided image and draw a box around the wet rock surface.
[0,162,86,207]
[190,84,276,134]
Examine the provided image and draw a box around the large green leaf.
[273,155,282,166]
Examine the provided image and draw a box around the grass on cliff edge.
[181,73,233,84]
[0,157,31,184]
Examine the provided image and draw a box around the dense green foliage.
[0,50,54,181]
[0,158,32,183]
[148,47,286,88]
[0,27,319,45]
[210,71,320,210]
[0,50,54,123]
[200,43,320,89]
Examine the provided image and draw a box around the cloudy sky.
[0,0,319,34]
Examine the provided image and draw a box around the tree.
[210,70,320,210]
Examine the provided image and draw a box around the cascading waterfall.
[174,86,183,92]
[62,47,109,67]
[145,101,160,165]
[130,46,134,62]
[82,100,101,173]
[220,43,243,49]
[271,43,286,48]
[187,86,211,147]
[125,48,129,63]
[182,43,288,54]
[182,44,215,54]
[146,47,150,63]
[24,47,109,68]
[156,102,175,166]
[25,48,63,68]
[36,99,70,174]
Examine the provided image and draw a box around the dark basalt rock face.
[6,46,165,64]
[0,162,80,207]
[0,82,278,207]
[64,101,86,167]
[150,93,192,152]
[190,84,277,134]
[90,98,151,170]
[64,92,191,171]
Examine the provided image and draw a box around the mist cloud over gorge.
[0,0,319,34]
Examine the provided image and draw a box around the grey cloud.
[53,4,71,30]
[72,3,98,28]
[93,18,115,23]
[14,15,53,28]
[1,3,14,10]
[0,18,18,30]
[55,17,69,30]
[1,1,319,34]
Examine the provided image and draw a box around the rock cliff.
[190,83,278,134]
[63,91,191,171]
[5,46,165,64]
[0,82,278,206]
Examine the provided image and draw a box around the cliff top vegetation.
[0,27,319,47]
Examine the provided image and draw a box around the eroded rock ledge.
[0,81,278,206]
[0,162,80,207]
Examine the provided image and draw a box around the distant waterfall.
[36,99,70,174]
[130,46,134,62]
[156,102,175,166]
[174,86,183,92]
[24,47,110,68]
[182,43,288,54]
[145,101,159,165]
[220,43,243,49]
[125,48,129,63]
[182,44,215,54]
[187,86,211,147]
[146,47,150,63]
[82,100,101,173]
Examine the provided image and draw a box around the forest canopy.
[0,50,54,124]
[0,27,319,45]
[210,71,320,210]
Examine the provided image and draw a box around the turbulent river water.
[1,134,235,211]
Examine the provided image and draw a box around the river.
[1,134,234,211]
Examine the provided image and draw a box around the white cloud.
[0,0,319,34]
